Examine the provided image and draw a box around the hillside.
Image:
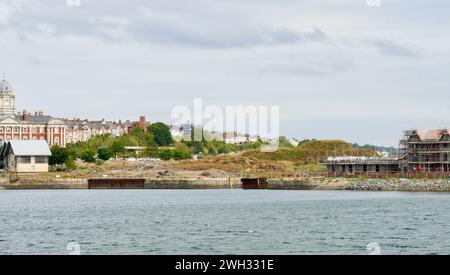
[243,140,378,165]
[172,140,378,177]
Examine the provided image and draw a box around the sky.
[1,0,450,146]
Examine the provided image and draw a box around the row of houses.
[1,78,267,147]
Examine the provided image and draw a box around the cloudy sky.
[1,0,450,146]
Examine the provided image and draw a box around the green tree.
[159,149,174,161]
[64,156,77,170]
[111,140,125,155]
[148,122,173,146]
[80,149,96,163]
[97,147,113,161]
[49,145,69,166]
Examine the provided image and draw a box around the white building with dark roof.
[0,79,66,146]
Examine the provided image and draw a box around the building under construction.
[323,129,450,175]
[399,129,450,172]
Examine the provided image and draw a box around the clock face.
[4,100,10,106]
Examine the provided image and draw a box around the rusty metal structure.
[241,178,268,189]
[88,178,145,189]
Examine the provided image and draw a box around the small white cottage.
[0,140,51,173]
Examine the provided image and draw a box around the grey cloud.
[1,0,329,48]
[369,39,420,58]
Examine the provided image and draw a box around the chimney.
[38,111,43,116]
[23,110,28,121]
[140,116,145,123]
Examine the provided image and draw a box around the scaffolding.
[399,129,450,172]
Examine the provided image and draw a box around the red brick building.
[0,79,66,146]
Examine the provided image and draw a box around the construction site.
[323,129,450,178]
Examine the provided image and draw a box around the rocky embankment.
[337,179,450,192]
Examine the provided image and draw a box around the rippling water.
[0,190,449,255]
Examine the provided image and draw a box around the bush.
[80,149,96,163]
[49,145,69,166]
[111,140,125,155]
[173,150,192,160]
[64,156,77,171]
[217,144,232,154]
[97,147,113,161]
[159,149,174,161]
[208,146,218,156]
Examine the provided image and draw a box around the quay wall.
[144,178,242,189]
[0,176,449,191]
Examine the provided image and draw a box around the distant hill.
[352,143,397,154]
[243,140,378,165]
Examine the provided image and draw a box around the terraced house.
[0,79,66,146]
[65,119,127,144]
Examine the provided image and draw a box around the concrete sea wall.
[0,176,449,191]
[0,179,88,190]
[144,177,242,189]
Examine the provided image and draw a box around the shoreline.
[1,177,450,192]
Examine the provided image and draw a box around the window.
[32,127,37,133]
[54,137,59,145]
[6,127,11,133]
[22,127,28,133]
[14,127,20,133]
[17,156,31,164]
[0,127,4,133]
[55,128,59,134]
[22,136,28,140]
[35,156,48,164]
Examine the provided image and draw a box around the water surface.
[0,190,449,255]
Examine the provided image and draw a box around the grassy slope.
[174,140,379,177]
[243,140,378,165]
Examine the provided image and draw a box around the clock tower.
[0,79,16,117]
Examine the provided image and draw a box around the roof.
[414,129,450,141]
[7,140,51,156]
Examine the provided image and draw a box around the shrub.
[97,147,113,161]
[80,149,96,163]
[64,156,77,171]
[159,149,174,161]
[173,150,192,160]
